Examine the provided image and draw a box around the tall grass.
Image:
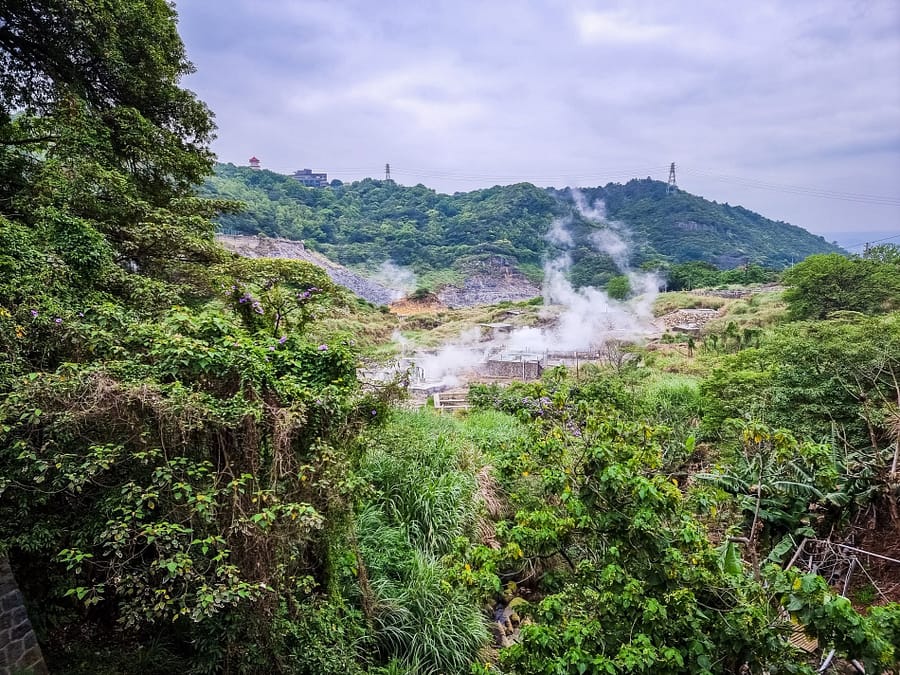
[640,373,703,419]
[356,410,505,673]
[633,374,705,470]
[368,550,488,675]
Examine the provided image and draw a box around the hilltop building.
[292,168,328,187]
[248,156,261,170]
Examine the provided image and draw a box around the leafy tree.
[782,251,900,319]
[472,385,801,673]
[0,0,214,194]
[0,0,224,305]
[666,260,720,290]
[0,297,394,668]
[0,2,393,672]
[697,421,846,547]
[702,314,900,449]
[667,261,776,290]
[863,243,900,264]
[469,369,900,673]
[606,275,631,299]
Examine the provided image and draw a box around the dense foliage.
[2,3,898,674]
[0,3,391,672]
[467,364,900,674]
[575,182,840,269]
[664,261,778,291]
[201,165,841,287]
[205,166,560,275]
[782,246,900,319]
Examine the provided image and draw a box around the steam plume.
[396,190,662,386]
[375,260,418,301]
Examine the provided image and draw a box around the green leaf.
[718,541,743,576]
[766,535,795,564]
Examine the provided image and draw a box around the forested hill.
[201,163,842,285]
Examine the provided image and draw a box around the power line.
[841,232,900,251]
[406,165,664,180]
[679,166,900,207]
[236,160,900,209]
[390,165,666,184]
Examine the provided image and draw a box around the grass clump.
[356,410,496,674]
[654,292,727,315]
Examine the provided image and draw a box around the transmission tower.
[666,162,677,194]
[385,163,391,181]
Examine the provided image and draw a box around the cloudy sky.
[175,0,900,247]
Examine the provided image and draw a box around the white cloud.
[573,9,671,44]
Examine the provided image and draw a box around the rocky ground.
[438,257,540,308]
[438,271,540,308]
[657,307,721,332]
[217,234,398,305]
[217,235,542,308]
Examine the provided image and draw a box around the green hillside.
[200,163,843,286]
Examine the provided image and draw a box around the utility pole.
[666,162,677,194]
[385,163,391,181]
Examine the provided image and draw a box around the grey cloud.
[174,0,900,237]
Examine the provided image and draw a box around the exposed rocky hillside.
[217,234,397,305]
[438,256,540,308]
[218,235,542,308]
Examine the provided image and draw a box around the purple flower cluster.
[236,293,264,314]
[520,395,553,417]
[317,344,328,351]
[296,287,321,302]
[566,421,583,438]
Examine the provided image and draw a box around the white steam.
[503,191,660,351]
[391,329,412,356]
[546,218,574,247]
[570,190,606,221]
[590,229,629,271]
[375,260,417,301]
[407,328,488,387]
[396,190,662,387]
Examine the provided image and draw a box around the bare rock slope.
[438,256,540,308]
[217,235,397,305]
[218,235,542,308]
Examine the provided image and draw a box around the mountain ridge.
[200,163,844,289]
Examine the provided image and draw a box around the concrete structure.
[0,556,47,675]
[485,355,543,380]
[291,168,328,187]
[433,390,470,413]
